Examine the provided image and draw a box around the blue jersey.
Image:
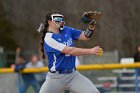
[44,26,82,72]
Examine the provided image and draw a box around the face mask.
[51,14,65,30]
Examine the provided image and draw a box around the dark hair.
[40,11,61,59]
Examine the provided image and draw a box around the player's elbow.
[62,46,80,56]
[62,46,72,54]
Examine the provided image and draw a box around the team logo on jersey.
[63,38,72,46]
[58,38,62,41]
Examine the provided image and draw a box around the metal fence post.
[135,68,139,93]
[17,73,22,93]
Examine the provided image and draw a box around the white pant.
[39,71,100,93]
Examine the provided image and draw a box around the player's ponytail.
[40,23,48,59]
[39,13,52,59]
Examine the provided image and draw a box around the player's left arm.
[78,25,95,41]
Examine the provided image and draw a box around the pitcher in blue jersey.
[38,11,103,93]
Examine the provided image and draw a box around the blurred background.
[0,0,140,66]
[0,0,140,93]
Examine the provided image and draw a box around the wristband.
[84,28,94,38]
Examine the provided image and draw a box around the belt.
[50,68,76,74]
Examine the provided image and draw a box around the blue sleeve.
[44,42,61,53]
[14,63,27,72]
[70,27,82,40]
[44,33,66,53]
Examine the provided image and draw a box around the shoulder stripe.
[44,33,66,51]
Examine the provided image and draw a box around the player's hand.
[97,47,103,56]
[90,46,103,56]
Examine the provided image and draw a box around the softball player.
[38,11,103,93]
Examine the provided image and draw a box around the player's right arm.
[62,46,102,56]
[45,33,103,56]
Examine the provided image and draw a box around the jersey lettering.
[63,38,72,46]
